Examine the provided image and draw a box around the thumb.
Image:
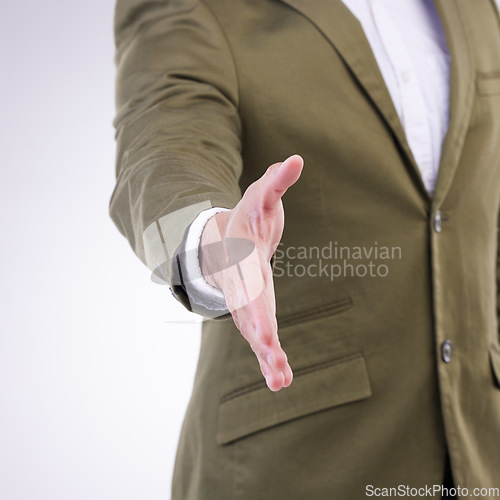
[261,154,304,210]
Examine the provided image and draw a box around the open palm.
[200,155,304,391]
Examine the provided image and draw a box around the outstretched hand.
[199,155,304,391]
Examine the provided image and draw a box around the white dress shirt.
[180,0,451,311]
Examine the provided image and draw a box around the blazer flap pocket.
[477,71,500,96]
[489,344,500,388]
[217,352,372,445]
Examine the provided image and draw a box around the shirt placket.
[369,0,436,195]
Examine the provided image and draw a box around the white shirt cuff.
[179,207,231,311]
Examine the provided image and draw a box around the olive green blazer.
[110,0,500,497]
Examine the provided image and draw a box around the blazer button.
[441,339,454,363]
[433,210,442,233]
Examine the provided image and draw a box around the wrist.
[199,211,231,290]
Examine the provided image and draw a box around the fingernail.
[278,156,289,168]
[266,354,274,368]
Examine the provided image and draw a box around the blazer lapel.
[277,0,429,198]
[431,0,475,209]
[277,0,475,207]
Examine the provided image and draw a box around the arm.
[109,0,302,391]
[110,0,243,311]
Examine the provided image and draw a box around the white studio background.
[0,1,203,499]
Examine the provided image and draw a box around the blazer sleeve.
[109,0,242,314]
